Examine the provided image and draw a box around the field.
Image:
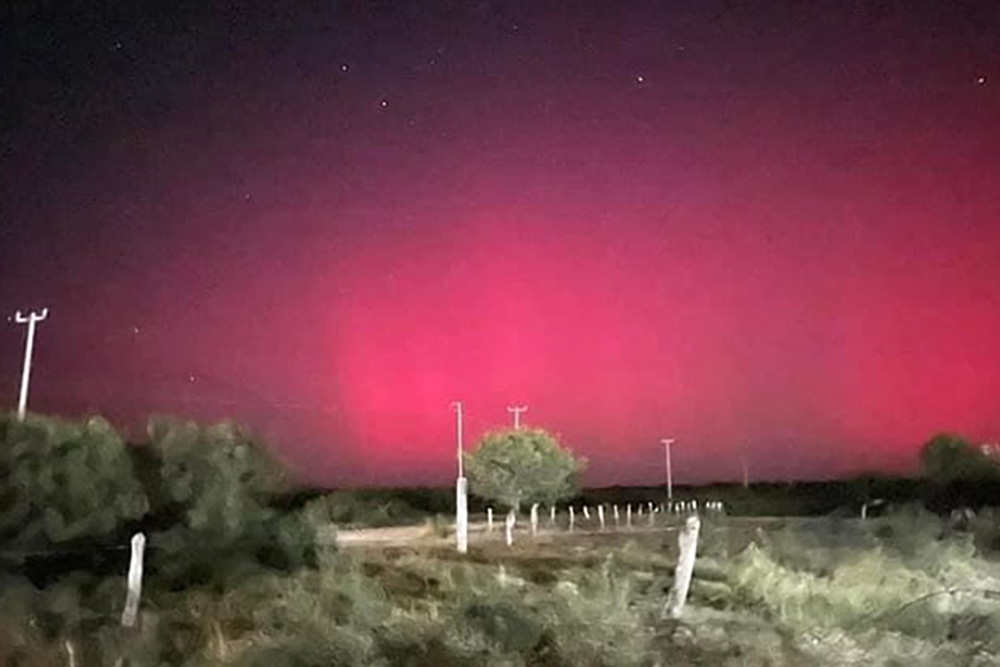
[321,508,1000,667]
[9,504,995,667]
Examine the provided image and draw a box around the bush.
[0,413,148,560]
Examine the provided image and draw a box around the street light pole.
[661,438,675,501]
[14,308,49,421]
[451,401,468,554]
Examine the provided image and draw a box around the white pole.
[452,401,467,554]
[626,504,632,528]
[741,454,749,489]
[549,505,556,525]
[121,532,146,627]
[582,505,591,520]
[507,405,528,429]
[598,504,605,530]
[613,504,620,527]
[487,507,494,532]
[452,401,464,478]
[568,506,575,532]
[14,308,48,421]
[664,515,700,619]
[661,438,675,501]
[505,509,516,547]
[456,477,468,554]
[530,503,539,537]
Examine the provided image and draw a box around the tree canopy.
[0,412,320,593]
[465,427,585,511]
[920,432,1000,484]
[141,417,315,585]
[0,412,147,554]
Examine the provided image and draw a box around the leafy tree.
[141,417,317,586]
[920,432,999,484]
[465,428,585,511]
[0,412,148,555]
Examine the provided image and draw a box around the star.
[976,75,987,85]
[340,63,350,73]
[132,325,141,334]
[636,75,645,84]
[379,99,389,109]
[188,374,197,383]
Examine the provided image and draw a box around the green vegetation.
[3,413,1000,666]
[465,427,586,511]
[921,432,1000,483]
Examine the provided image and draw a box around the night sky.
[2,0,999,487]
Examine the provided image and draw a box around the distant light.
[636,75,645,84]
[341,63,350,73]
[379,99,389,109]
[976,75,987,85]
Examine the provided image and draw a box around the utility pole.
[451,401,468,554]
[14,308,48,421]
[660,438,675,501]
[740,445,750,489]
[507,405,528,429]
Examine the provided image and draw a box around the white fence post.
[664,516,700,619]
[530,503,539,537]
[582,505,591,520]
[613,504,620,528]
[121,532,146,628]
[487,507,494,532]
[569,506,575,532]
[505,509,516,547]
[550,505,557,525]
[456,477,468,554]
[626,504,632,528]
[598,504,606,530]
